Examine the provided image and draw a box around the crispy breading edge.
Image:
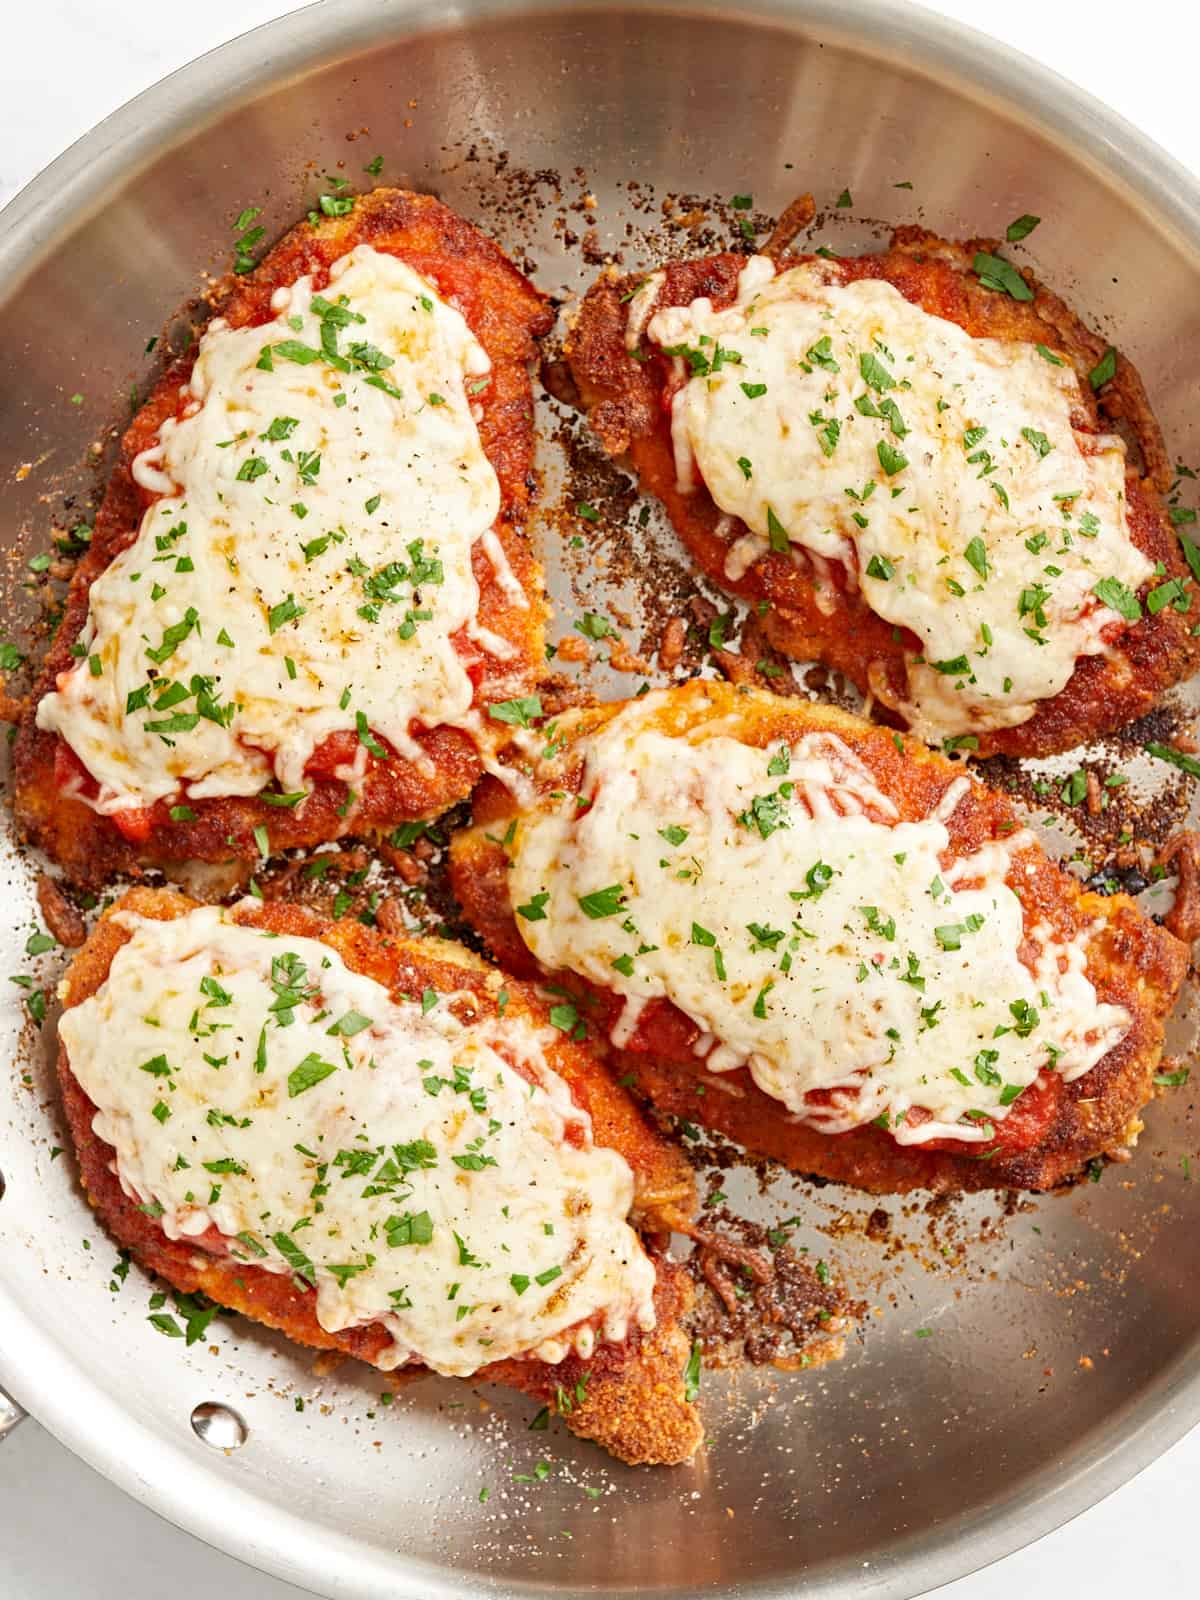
[57,886,702,1466]
[564,229,1197,759]
[15,189,554,888]
[448,681,1190,1195]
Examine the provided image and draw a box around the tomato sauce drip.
[616,987,1060,1156]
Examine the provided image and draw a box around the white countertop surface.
[1,3,1197,1596]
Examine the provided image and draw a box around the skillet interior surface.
[2,3,1200,1597]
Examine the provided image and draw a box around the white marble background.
[1,3,1197,1596]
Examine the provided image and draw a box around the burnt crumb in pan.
[685,1201,863,1373]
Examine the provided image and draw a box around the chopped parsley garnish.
[385,1211,434,1247]
[876,439,908,477]
[1060,769,1088,806]
[548,1001,582,1036]
[454,1231,482,1268]
[964,536,989,579]
[806,336,839,374]
[232,205,265,274]
[328,1009,371,1038]
[268,594,306,633]
[145,608,199,665]
[811,410,841,458]
[1156,1067,1190,1088]
[488,696,542,728]
[315,193,355,219]
[355,711,389,760]
[392,1139,438,1172]
[1147,578,1189,615]
[453,1148,497,1172]
[972,250,1033,301]
[1005,998,1040,1037]
[930,654,971,677]
[287,1053,338,1097]
[682,1340,702,1402]
[272,1231,317,1287]
[1146,742,1200,779]
[270,339,321,366]
[737,785,792,839]
[791,861,834,901]
[1093,577,1141,621]
[1005,213,1041,242]
[575,612,614,640]
[577,884,627,919]
[199,976,232,1008]
[766,506,790,553]
[861,906,896,941]
[858,352,895,392]
[268,950,317,1023]
[1089,347,1117,390]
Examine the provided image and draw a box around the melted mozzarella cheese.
[39,245,515,813]
[507,696,1129,1144]
[60,907,655,1375]
[646,258,1154,741]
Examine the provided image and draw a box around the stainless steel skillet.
[2,2,1200,1596]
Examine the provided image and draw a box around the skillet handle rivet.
[190,1401,248,1451]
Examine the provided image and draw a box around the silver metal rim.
[0,1385,27,1441]
[2,2,1200,1595]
